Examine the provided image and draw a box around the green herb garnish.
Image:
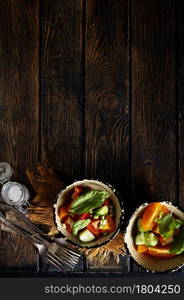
[170,231,184,255]
[70,190,109,214]
[155,213,183,238]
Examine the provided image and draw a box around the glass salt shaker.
[0,162,30,212]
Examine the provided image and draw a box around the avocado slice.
[135,232,146,245]
[93,205,109,216]
[137,218,148,232]
[144,232,158,247]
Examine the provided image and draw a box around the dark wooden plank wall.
[41,0,84,183]
[131,0,176,208]
[40,0,84,272]
[131,0,176,272]
[177,0,184,211]
[0,0,183,274]
[0,0,39,272]
[85,0,129,271]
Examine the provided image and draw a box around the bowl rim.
[53,178,124,249]
[124,201,184,273]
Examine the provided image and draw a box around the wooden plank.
[40,0,84,272]
[41,0,84,183]
[0,0,39,271]
[131,0,176,271]
[177,0,184,211]
[85,0,130,271]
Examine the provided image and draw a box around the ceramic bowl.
[125,202,184,273]
[54,179,124,248]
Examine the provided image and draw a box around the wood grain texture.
[177,0,184,210]
[0,0,39,271]
[0,0,183,275]
[40,0,84,271]
[85,0,130,197]
[41,0,84,182]
[131,0,176,208]
[85,0,129,271]
[131,0,176,272]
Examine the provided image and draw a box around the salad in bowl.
[134,202,184,258]
[54,179,123,248]
[125,202,184,272]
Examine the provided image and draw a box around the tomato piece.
[63,216,74,234]
[104,198,111,206]
[152,223,160,234]
[66,223,72,233]
[59,204,69,221]
[158,236,173,246]
[71,214,80,221]
[79,213,90,220]
[72,185,83,200]
[87,220,101,237]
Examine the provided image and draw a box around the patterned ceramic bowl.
[54,179,124,248]
[125,202,184,273]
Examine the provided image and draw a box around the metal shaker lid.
[0,162,13,184]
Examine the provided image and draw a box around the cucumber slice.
[135,232,146,245]
[93,205,108,216]
[144,232,158,247]
[137,218,147,232]
[79,229,96,242]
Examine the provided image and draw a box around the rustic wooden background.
[0,0,184,275]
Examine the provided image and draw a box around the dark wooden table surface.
[0,0,184,275]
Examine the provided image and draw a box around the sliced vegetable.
[70,190,109,214]
[156,213,181,238]
[135,232,146,245]
[65,223,72,233]
[87,220,101,237]
[93,205,108,216]
[72,219,91,236]
[147,246,176,258]
[59,204,69,220]
[93,215,100,219]
[159,205,169,214]
[64,216,74,227]
[174,219,183,229]
[104,198,110,206]
[101,215,115,233]
[144,232,158,247]
[135,232,158,247]
[152,223,160,234]
[141,202,162,231]
[170,231,184,255]
[62,216,74,233]
[137,245,148,253]
[79,229,96,242]
[137,218,147,232]
[72,186,83,200]
[158,235,173,246]
[79,213,90,220]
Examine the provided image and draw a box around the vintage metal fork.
[0,210,82,271]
